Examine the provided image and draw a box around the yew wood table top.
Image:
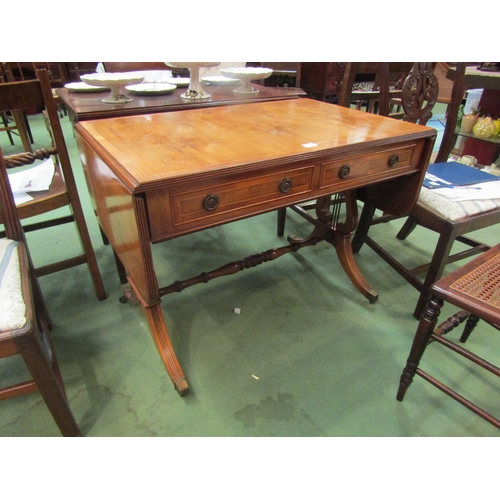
[75,98,436,397]
[57,83,306,123]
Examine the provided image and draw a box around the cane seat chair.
[0,147,81,436]
[351,62,500,319]
[397,242,500,430]
[0,69,106,300]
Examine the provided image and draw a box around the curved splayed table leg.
[144,302,189,397]
[289,192,378,303]
[330,191,378,303]
[125,279,189,397]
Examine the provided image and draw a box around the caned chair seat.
[0,239,25,332]
[397,243,500,429]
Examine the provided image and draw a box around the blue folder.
[423,161,499,189]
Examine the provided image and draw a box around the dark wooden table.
[74,98,435,397]
[57,83,306,123]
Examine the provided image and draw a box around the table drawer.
[320,144,417,189]
[147,164,315,240]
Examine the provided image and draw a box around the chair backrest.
[339,62,440,126]
[0,147,24,242]
[3,62,69,87]
[0,64,7,84]
[396,62,439,125]
[434,62,467,163]
[0,69,77,193]
[338,62,416,117]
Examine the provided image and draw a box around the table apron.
[147,141,423,242]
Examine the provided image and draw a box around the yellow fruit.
[473,117,496,138]
[494,118,500,136]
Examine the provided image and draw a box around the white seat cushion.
[0,239,26,332]
[418,185,500,222]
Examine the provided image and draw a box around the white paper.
[13,192,34,205]
[432,180,500,202]
[8,159,55,193]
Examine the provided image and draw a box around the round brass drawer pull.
[338,164,351,179]
[279,178,293,193]
[202,194,219,211]
[388,154,399,167]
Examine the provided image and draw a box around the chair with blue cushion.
[352,62,500,319]
[0,147,80,436]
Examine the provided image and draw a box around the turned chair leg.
[460,314,480,343]
[397,295,443,401]
[413,231,456,319]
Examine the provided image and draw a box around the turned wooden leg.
[397,295,443,401]
[460,314,480,343]
[413,231,455,319]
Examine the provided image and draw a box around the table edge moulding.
[74,98,436,397]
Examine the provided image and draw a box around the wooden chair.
[352,62,500,319]
[338,62,414,116]
[397,242,500,429]
[0,63,33,152]
[0,147,81,436]
[0,69,106,301]
[5,62,70,88]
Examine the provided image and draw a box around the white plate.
[200,76,240,85]
[125,83,177,95]
[64,82,108,92]
[165,77,190,87]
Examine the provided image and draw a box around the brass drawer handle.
[202,194,219,211]
[279,178,292,193]
[338,164,350,179]
[388,154,399,167]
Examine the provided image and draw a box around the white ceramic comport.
[166,62,220,100]
[80,73,145,103]
[220,67,273,94]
